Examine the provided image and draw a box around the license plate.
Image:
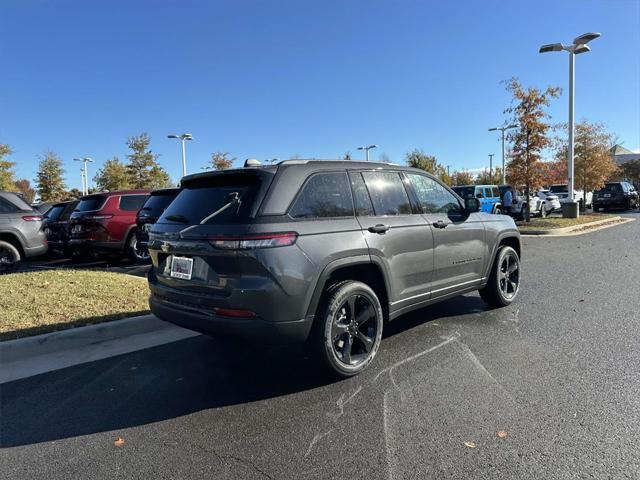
[170,256,194,280]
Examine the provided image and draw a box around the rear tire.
[312,280,383,378]
[126,232,150,264]
[0,240,21,274]
[479,246,520,308]
[540,205,547,218]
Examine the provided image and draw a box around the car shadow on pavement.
[0,296,486,448]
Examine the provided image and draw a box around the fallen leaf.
[114,437,125,447]
[464,441,476,449]
[497,430,508,439]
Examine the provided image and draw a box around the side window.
[484,187,493,198]
[0,197,18,213]
[492,187,500,198]
[289,172,354,219]
[475,187,484,198]
[440,187,462,214]
[119,195,148,212]
[349,172,374,216]
[407,174,442,214]
[361,171,411,216]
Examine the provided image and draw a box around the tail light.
[214,307,256,318]
[208,232,298,250]
[22,215,43,221]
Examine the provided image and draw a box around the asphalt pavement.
[1,211,639,480]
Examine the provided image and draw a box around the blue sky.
[1,0,639,190]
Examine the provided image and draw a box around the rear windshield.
[598,183,622,193]
[158,174,264,225]
[75,195,106,212]
[4,193,34,212]
[139,192,179,216]
[44,205,65,221]
[549,185,567,193]
[452,186,475,198]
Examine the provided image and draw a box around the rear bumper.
[149,295,313,344]
[23,243,48,258]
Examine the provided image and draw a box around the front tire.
[312,280,383,378]
[540,204,547,218]
[0,240,21,274]
[479,246,520,308]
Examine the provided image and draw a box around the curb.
[0,314,200,384]
[520,216,633,236]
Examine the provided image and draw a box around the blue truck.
[452,185,502,214]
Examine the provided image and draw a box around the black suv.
[593,182,639,211]
[135,188,180,263]
[147,161,521,377]
[43,200,79,256]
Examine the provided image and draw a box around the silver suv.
[0,191,48,272]
[147,161,521,377]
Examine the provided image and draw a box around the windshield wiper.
[179,192,241,237]
[165,214,190,224]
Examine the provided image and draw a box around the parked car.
[135,188,180,263]
[549,184,593,209]
[0,191,48,272]
[593,182,639,211]
[534,189,562,217]
[68,190,149,261]
[147,161,521,377]
[451,185,502,214]
[42,200,79,256]
[31,202,54,214]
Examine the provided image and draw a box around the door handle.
[432,220,447,229]
[368,224,390,234]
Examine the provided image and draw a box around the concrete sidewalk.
[0,315,199,384]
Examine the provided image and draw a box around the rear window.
[598,183,622,193]
[119,194,148,211]
[1,193,33,212]
[361,171,411,216]
[0,197,20,213]
[289,172,354,219]
[139,192,179,216]
[44,205,65,221]
[159,174,264,225]
[550,185,567,193]
[75,195,107,212]
[452,186,475,198]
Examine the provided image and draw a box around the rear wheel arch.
[0,232,25,258]
[306,259,390,323]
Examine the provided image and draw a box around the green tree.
[65,188,84,200]
[94,157,130,191]
[125,133,171,188]
[0,143,17,191]
[35,151,67,202]
[204,151,235,170]
[405,149,449,183]
[13,179,36,203]
[504,78,560,221]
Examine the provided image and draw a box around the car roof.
[149,187,180,196]
[82,190,150,198]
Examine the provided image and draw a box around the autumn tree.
[539,159,567,186]
[504,78,560,220]
[0,143,17,191]
[35,151,67,202]
[554,121,619,204]
[451,170,473,185]
[94,157,130,191]
[125,133,171,188]
[204,151,235,170]
[406,149,450,184]
[14,179,36,203]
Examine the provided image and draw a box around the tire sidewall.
[320,281,383,377]
[0,240,21,273]
[493,246,520,306]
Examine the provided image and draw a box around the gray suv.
[0,191,48,273]
[147,161,521,377]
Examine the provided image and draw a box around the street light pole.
[488,154,495,184]
[357,144,378,161]
[488,124,517,184]
[168,133,193,177]
[73,157,93,195]
[539,32,600,217]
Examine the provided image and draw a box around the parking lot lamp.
[539,32,600,217]
[168,133,193,177]
[73,157,93,195]
[488,124,517,184]
[357,145,378,162]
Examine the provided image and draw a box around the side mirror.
[464,197,480,213]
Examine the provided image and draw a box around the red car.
[69,190,149,261]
